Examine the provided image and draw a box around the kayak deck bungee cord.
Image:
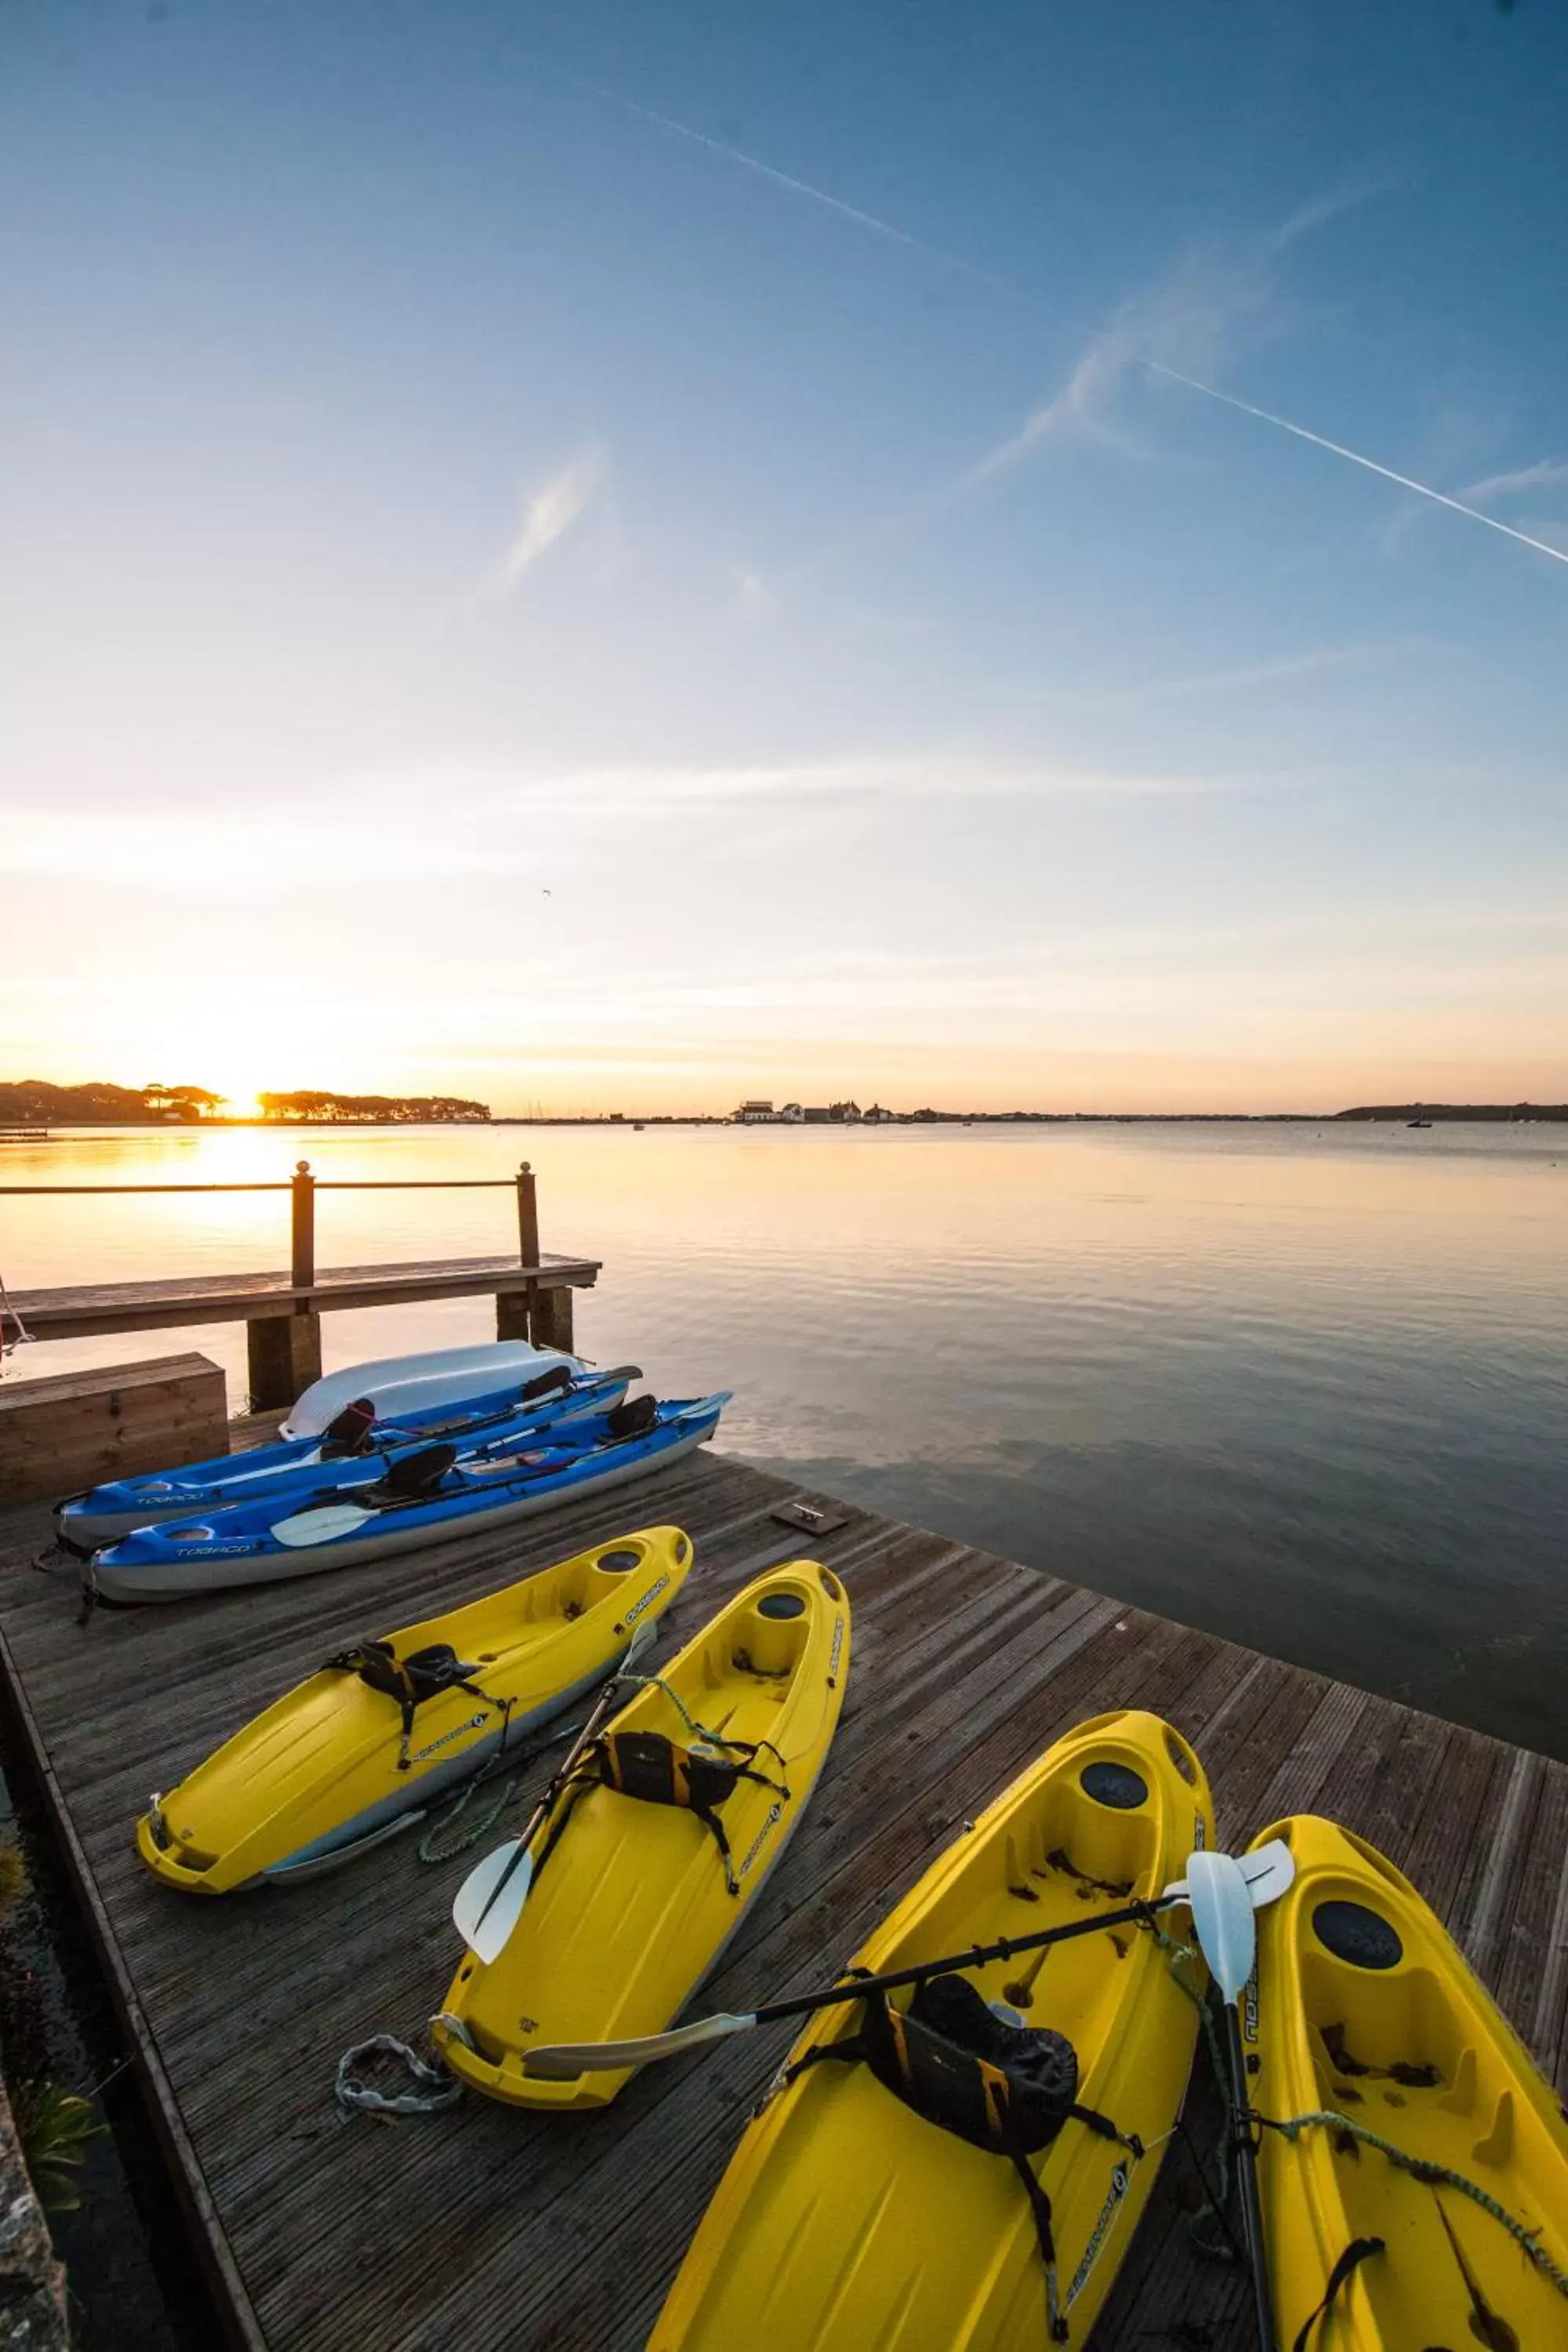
[135,1526,693,1891]
[433,1560,850,2109]
[85,1391,730,1600]
[649,1709,1214,2350]
[55,1360,634,1550]
[1247,1813,1568,2351]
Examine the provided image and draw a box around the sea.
[1,1115,1565,2344]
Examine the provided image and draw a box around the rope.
[333,2035,461,2118]
[1263,2107,1568,2299]
[1147,1920,1244,2265]
[0,1264,32,1359]
[414,1710,595,1863]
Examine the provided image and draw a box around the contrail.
[534,56,1568,570]
[1144,361,1568,567]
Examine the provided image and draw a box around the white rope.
[0,1263,33,1359]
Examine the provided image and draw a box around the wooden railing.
[0,1163,600,1406]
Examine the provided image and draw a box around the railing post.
[515,1163,539,1268]
[249,1160,322,1410]
[292,1161,316,1290]
[500,1162,541,1346]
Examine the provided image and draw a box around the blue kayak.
[88,1393,731,1603]
[56,1362,637,1550]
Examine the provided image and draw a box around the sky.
[2,0,1566,1115]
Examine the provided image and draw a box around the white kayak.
[280,1341,585,1439]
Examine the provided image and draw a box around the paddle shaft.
[743,1889,1179,2031]
[464,1651,642,1945]
[1223,2002,1276,2352]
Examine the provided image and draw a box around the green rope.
[416,1772,521,1862]
[1265,2108,1568,2299]
[1145,1920,1241,2262]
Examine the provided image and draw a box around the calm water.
[4,1119,1565,1756]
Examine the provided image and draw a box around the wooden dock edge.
[0,1617,266,2352]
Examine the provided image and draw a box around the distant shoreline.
[4,1104,1566,1132]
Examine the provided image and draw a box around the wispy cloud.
[491,450,603,594]
[993,637,1428,713]
[3,752,1250,892]
[1457,459,1568,507]
[533,57,1567,570]
[960,241,1278,488]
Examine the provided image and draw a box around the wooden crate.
[0,1353,228,1505]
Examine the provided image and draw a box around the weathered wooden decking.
[0,1447,1564,2352]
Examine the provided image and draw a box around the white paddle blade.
[271,1504,371,1548]
[1238,1837,1295,1905]
[521,2012,756,2078]
[619,1616,662,1672]
[452,1838,532,1958]
[1184,1849,1258,2004]
[1161,1837,1296,1913]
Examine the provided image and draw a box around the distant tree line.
[1334,1103,1568,1122]
[257,1091,491,1123]
[0,1080,222,1124]
[0,1080,491,1125]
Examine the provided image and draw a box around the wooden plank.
[8,1254,601,1339]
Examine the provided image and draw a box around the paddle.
[451,1616,663,1964]
[517,1836,1296,2080]
[1185,1849,1279,2352]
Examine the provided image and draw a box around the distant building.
[831,1100,862,1124]
[734,1099,775,1123]
[862,1103,897,1123]
[777,1102,805,1123]
[802,1106,833,1123]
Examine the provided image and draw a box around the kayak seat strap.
[781,1978,1142,2344]
[325,1639,506,1769]
[1292,2235,1385,2351]
[534,1728,790,1896]
[320,1398,378,1457]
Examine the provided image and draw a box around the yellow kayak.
[432,1559,850,2108]
[652,1708,1214,2350]
[135,1526,692,1892]
[1249,1813,1568,2350]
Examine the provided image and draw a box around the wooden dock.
[0,1447,1564,2352]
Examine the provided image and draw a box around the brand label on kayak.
[1065,2160,1131,2310]
[621,1573,669,1629]
[410,1713,488,1765]
[738,1801,783,1882]
[1243,1965,1260,2045]
[173,1543,252,1558]
[829,1615,845,1679]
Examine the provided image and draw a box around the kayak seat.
[363,1443,459,1508]
[320,1398,379,1457]
[517,1364,574,1404]
[606,1395,659,1441]
[535,1727,790,1897]
[325,1636,501,1769]
[782,1976,1142,2344]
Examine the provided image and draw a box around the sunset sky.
[4,1,1566,1114]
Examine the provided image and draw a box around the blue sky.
[2,0,1565,1111]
